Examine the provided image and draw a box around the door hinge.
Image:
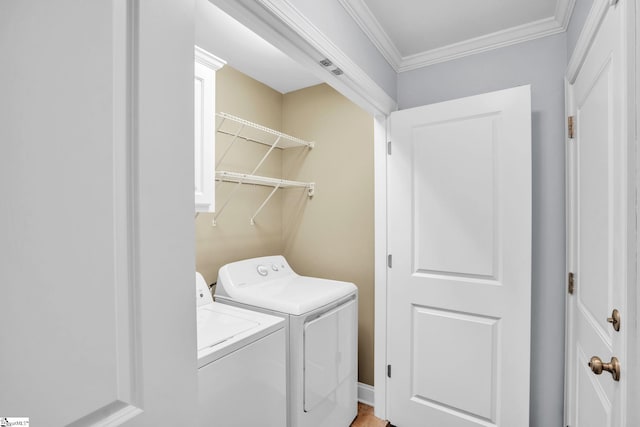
[387,364,391,378]
[568,116,575,139]
[387,141,392,155]
[568,272,575,295]
[387,254,392,268]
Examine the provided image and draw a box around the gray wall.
[398,33,568,427]
[567,0,595,58]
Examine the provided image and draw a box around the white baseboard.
[357,382,375,407]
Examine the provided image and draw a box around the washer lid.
[222,276,357,315]
[196,302,284,368]
[196,306,259,351]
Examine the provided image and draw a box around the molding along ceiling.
[339,0,576,72]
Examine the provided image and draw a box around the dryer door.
[303,297,357,412]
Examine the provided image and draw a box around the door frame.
[564,0,638,425]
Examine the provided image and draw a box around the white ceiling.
[196,0,322,94]
[339,0,575,71]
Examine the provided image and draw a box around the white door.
[387,86,532,426]
[0,1,197,425]
[565,1,630,425]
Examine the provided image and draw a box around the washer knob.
[257,265,269,276]
[272,264,279,271]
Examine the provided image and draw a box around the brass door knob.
[607,309,621,331]
[589,356,621,381]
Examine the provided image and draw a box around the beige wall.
[195,66,284,284]
[195,68,375,386]
[282,84,375,386]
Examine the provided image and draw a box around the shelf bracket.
[212,180,245,226]
[250,183,281,225]
[250,135,281,175]
[216,122,245,168]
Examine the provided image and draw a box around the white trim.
[556,0,577,29]
[400,17,565,71]
[562,75,574,427]
[628,2,638,425]
[373,115,388,419]
[210,0,395,116]
[357,382,375,407]
[566,0,610,82]
[339,0,576,72]
[627,2,640,426]
[112,0,141,407]
[194,45,226,70]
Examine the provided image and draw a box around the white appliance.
[215,256,358,427]
[196,272,286,427]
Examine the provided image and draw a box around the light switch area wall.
[195,66,284,284]
[282,84,375,386]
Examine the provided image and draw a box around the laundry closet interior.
[194,0,376,388]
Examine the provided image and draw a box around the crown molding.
[400,16,565,71]
[337,0,402,72]
[194,46,227,70]
[339,0,576,72]
[555,0,577,29]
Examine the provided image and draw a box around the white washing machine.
[196,272,286,427]
[214,256,358,427]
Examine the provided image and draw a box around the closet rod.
[216,123,244,168]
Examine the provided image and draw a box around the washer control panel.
[256,261,285,277]
[219,255,294,289]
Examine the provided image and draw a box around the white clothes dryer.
[215,256,358,427]
[196,272,286,427]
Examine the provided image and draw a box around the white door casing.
[387,86,532,426]
[194,46,225,213]
[565,1,633,425]
[0,1,197,425]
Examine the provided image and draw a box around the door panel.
[411,307,498,421]
[576,55,613,341]
[566,1,628,425]
[413,114,498,278]
[388,86,531,426]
